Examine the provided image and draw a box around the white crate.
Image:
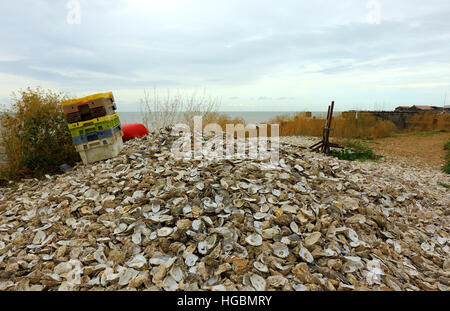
[77,130,124,164]
[75,129,123,152]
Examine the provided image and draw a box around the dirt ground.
[367,132,450,170]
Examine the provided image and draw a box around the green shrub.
[443,161,450,174]
[330,139,382,162]
[444,139,450,150]
[442,139,450,174]
[0,87,79,180]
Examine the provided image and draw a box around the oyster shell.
[157,227,174,237]
[126,255,147,269]
[304,232,321,247]
[0,128,448,292]
[299,247,314,263]
[169,265,184,282]
[245,233,263,246]
[272,243,289,258]
[162,276,179,291]
[250,274,266,291]
[185,253,198,267]
[253,261,269,273]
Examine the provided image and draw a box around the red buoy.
[122,123,149,142]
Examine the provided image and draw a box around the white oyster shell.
[245,233,263,246]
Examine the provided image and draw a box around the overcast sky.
[1,0,450,112]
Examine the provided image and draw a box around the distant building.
[411,105,437,111]
[394,105,444,112]
[395,106,411,111]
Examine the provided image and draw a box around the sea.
[117,111,330,125]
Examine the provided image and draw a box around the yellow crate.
[68,113,119,130]
[61,91,114,107]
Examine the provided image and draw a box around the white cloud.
[0,0,450,111]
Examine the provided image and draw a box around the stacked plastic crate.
[61,92,124,164]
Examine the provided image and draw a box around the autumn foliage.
[0,88,79,180]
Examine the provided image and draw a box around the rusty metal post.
[309,101,341,154]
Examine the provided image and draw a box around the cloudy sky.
[1,0,450,112]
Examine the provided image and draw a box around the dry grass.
[267,112,398,139]
[266,111,449,139]
[140,89,181,130]
[140,89,222,130]
[140,89,449,140]
[139,89,251,138]
[204,112,245,130]
[404,112,449,132]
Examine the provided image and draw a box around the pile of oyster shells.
[0,127,449,291]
